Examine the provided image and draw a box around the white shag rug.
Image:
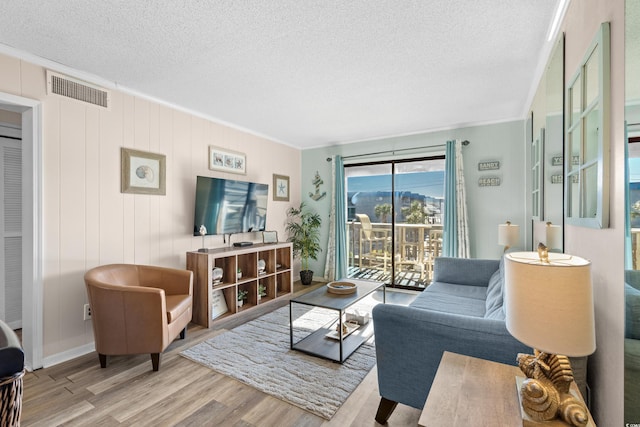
[180,304,377,420]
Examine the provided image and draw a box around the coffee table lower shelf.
[291,321,374,363]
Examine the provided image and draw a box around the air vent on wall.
[46,70,110,109]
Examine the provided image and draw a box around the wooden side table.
[419,351,595,427]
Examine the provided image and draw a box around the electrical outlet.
[84,303,92,320]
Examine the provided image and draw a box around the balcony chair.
[356,214,392,271]
[84,264,193,371]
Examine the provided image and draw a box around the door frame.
[0,92,43,371]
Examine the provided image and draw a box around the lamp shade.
[498,222,519,247]
[545,223,562,250]
[504,252,596,357]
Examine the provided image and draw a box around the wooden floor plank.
[27,401,95,427]
[22,284,421,426]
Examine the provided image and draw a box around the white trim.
[547,0,570,42]
[42,343,96,368]
[0,91,43,371]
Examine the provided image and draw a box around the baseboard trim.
[42,342,95,368]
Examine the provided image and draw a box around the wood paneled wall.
[0,52,301,360]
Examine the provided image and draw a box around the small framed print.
[273,174,290,201]
[262,231,278,243]
[208,145,246,174]
[121,148,166,195]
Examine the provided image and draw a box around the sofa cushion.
[411,282,486,317]
[626,283,640,340]
[165,294,192,324]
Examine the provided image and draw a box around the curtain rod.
[325,140,470,162]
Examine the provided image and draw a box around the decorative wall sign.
[273,174,290,201]
[208,145,246,174]
[552,156,563,166]
[551,174,563,184]
[121,147,166,195]
[478,177,501,187]
[309,171,326,201]
[478,161,500,171]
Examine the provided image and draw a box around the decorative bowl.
[212,267,223,284]
[326,281,357,295]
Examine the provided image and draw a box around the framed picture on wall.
[208,145,246,174]
[121,147,166,195]
[273,174,290,201]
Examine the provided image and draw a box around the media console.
[186,242,293,327]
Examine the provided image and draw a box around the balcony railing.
[346,221,442,289]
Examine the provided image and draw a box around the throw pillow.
[485,269,503,319]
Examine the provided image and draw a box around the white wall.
[301,120,526,276]
[0,52,302,362]
[557,1,625,425]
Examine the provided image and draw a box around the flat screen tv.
[193,176,268,235]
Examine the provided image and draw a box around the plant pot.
[300,270,314,286]
[237,300,244,308]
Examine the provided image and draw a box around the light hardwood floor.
[21,283,421,427]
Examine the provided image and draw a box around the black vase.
[300,270,314,286]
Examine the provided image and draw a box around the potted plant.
[258,284,267,300]
[285,202,322,285]
[237,268,243,280]
[237,289,248,307]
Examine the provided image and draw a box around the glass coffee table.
[289,279,385,363]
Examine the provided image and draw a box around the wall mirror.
[544,35,565,251]
[530,34,564,251]
[625,0,640,422]
[565,23,610,229]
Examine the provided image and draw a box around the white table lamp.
[545,222,562,252]
[504,251,595,426]
[498,221,520,252]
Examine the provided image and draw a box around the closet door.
[1,136,22,329]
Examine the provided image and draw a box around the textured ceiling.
[0,1,560,148]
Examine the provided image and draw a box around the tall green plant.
[285,202,322,271]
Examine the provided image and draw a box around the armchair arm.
[372,303,528,410]
[138,266,193,296]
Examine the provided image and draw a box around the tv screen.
[193,176,268,235]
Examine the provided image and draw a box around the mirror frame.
[565,22,611,229]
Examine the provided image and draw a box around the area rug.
[180,304,377,420]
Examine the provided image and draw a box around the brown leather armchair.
[84,264,193,371]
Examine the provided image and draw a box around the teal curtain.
[324,155,347,280]
[334,156,347,279]
[442,141,458,257]
[442,140,457,257]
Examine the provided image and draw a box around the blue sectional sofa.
[371,256,530,423]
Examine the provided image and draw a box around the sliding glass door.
[345,156,445,290]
